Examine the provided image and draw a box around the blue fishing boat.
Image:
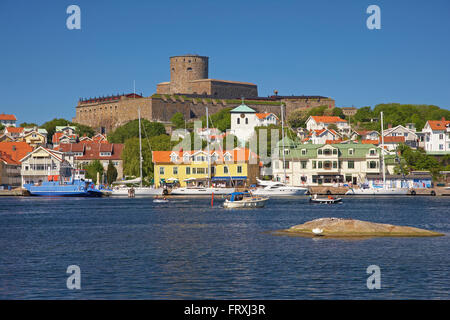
[24,164,103,197]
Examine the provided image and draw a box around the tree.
[171,112,185,129]
[40,118,95,142]
[201,107,232,132]
[286,105,333,128]
[121,134,181,181]
[106,161,118,185]
[72,122,95,138]
[108,119,166,143]
[40,118,72,142]
[20,122,38,128]
[83,160,104,182]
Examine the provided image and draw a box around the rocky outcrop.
[277,217,444,238]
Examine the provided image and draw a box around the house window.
[332,149,337,155]
[439,144,443,150]
[159,167,165,175]
[224,154,231,161]
[224,166,229,174]
[196,168,206,174]
[318,149,323,155]
[333,161,337,169]
[245,118,248,125]
[192,168,196,174]
[183,155,190,163]
[349,149,354,155]
[237,166,242,174]
[186,167,191,174]
[369,149,376,155]
[318,161,323,169]
[439,134,444,140]
[301,149,306,156]
[283,161,290,169]
[237,118,240,125]
[368,161,377,169]
[301,161,307,169]
[312,161,317,169]
[173,167,178,175]
[284,149,290,155]
[348,160,355,169]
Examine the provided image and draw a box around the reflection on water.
[0,196,449,299]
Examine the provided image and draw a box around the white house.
[304,128,341,144]
[271,138,390,186]
[422,118,450,153]
[0,114,17,127]
[305,116,350,136]
[383,124,418,149]
[20,146,74,186]
[230,103,278,142]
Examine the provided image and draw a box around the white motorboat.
[111,186,164,197]
[345,187,408,195]
[170,186,235,195]
[223,191,269,208]
[252,181,308,196]
[309,194,343,203]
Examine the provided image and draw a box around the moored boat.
[24,168,103,197]
[223,191,269,208]
[252,180,308,196]
[309,194,342,204]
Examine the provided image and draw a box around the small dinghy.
[309,194,342,204]
[153,196,169,203]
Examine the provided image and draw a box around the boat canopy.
[112,177,141,185]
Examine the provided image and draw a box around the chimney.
[387,123,392,129]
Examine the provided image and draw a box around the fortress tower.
[169,55,209,94]
[156,54,258,98]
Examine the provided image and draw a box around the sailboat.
[346,111,408,196]
[170,106,235,195]
[111,106,163,197]
[252,103,308,197]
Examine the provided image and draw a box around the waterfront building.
[422,117,450,154]
[57,142,124,180]
[20,146,72,186]
[0,151,21,188]
[365,171,432,189]
[271,137,393,186]
[152,147,259,187]
[0,114,17,127]
[305,116,350,136]
[229,103,279,142]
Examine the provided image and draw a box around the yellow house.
[152,148,260,187]
[23,130,47,148]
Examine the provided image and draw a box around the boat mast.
[206,106,211,187]
[380,111,386,189]
[134,79,143,189]
[281,102,287,184]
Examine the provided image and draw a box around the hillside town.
[1,100,449,195]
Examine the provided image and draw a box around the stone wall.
[73,95,336,134]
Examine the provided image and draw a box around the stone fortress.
[73,55,335,133]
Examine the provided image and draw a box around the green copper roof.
[230,104,256,113]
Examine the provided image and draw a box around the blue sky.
[1,0,449,125]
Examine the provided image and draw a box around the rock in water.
[280,218,444,238]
